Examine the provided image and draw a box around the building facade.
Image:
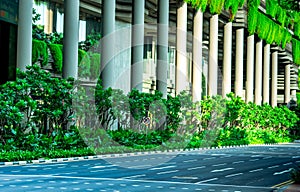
[13,0,300,106]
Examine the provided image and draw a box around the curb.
[0,143,291,167]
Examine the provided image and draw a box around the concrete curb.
[0,142,290,167]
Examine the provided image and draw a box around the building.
[4,0,300,106]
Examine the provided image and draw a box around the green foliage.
[79,32,101,52]
[0,148,94,162]
[248,0,260,9]
[248,7,292,48]
[209,0,225,14]
[32,39,48,66]
[90,53,101,80]
[0,65,80,151]
[186,93,298,148]
[185,0,245,19]
[185,0,208,12]
[292,38,300,65]
[78,49,91,78]
[224,0,245,20]
[279,0,300,11]
[48,44,63,73]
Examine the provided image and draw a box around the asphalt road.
[1,143,300,192]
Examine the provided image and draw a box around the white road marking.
[213,163,227,167]
[211,168,234,173]
[188,166,206,170]
[150,165,176,170]
[196,178,218,184]
[91,165,116,169]
[249,159,259,162]
[122,174,146,179]
[249,168,263,173]
[232,161,244,164]
[268,165,279,169]
[274,169,292,175]
[283,162,293,166]
[173,176,198,180]
[225,173,243,177]
[183,159,197,163]
[292,156,300,158]
[157,170,179,175]
[0,174,273,190]
[251,155,262,157]
[90,168,117,173]
[203,157,216,160]
[11,170,20,173]
[127,165,152,169]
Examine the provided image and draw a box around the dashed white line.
[203,157,216,160]
[249,168,263,173]
[183,159,197,163]
[249,159,260,162]
[157,170,179,175]
[211,168,234,173]
[232,161,244,164]
[283,162,293,166]
[268,165,279,169]
[122,174,146,179]
[188,166,206,170]
[196,178,218,184]
[274,169,292,175]
[150,165,176,170]
[173,176,198,180]
[213,163,227,167]
[225,173,243,177]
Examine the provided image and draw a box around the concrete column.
[222,22,232,98]
[255,40,263,105]
[285,64,291,104]
[131,0,145,91]
[271,51,278,107]
[246,35,255,103]
[63,0,79,79]
[176,2,188,94]
[209,14,218,96]
[192,11,203,102]
[157,0,169,98]
[235,28,244,98]
[17,0,33,71]
[263,44,270,104]
[101,0,116,88]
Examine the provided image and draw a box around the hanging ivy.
[224,0,245,20]
[184,0,208,12]
[295,23,300,38]
[292,39,300,65]
[248,0,260,9]
[209,0,225,14]
[247,8,258,35]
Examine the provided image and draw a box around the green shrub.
[90,53,101,80]
[32,39,48,66]
[48,44,63,73]
[0,65,79,151]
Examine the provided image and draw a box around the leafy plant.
[32,39,48,66]
[48,44,63,73]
